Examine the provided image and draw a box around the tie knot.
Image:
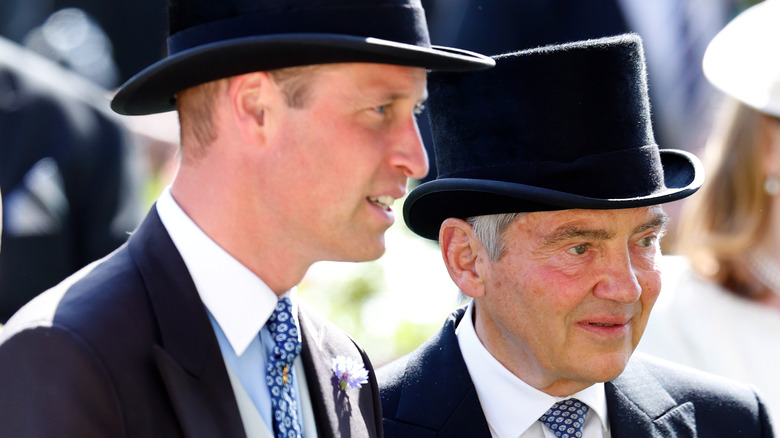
[540,398,589,438]
[268,297,301,365]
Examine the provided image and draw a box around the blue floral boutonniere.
[331,355,369,390]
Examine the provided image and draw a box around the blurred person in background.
[0,35,145,322]
[638,0,780,423]
[0,183,2,326]
[0,0,166,85]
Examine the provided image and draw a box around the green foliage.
[298,255,458,366]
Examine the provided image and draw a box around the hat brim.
[404,149,704,240]
[111,33,495,115]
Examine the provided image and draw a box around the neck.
[170,167,312,296]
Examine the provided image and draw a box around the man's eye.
[414,102,426,116]
[638,236,656,248]
[373,105,388,114]
[566,244,588,255]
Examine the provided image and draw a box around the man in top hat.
[378,34,775,437]
[0,1,493,437]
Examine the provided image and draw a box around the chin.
[338,239,386,263]
[583,350,633,383]
[363,245,386,262]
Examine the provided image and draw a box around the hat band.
[168,5,431,55]
[438,145,666,199]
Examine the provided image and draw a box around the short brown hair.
[176,78,228,161]
[268,64,324,109]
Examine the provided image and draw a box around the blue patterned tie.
[266,297,303,438]
[539,398,589,438]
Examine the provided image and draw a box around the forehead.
[313,62,427,96]
[511,206,667,241]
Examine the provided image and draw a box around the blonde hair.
[675,98,777,297]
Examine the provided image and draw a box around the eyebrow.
[636,212,669,235]
[541,211,670,247]
[383,90,428,104]
[379,78,427,100]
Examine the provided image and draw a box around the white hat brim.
[703,0,780,117]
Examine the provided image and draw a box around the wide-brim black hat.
[111,0,495,115]
[405,34,704,240]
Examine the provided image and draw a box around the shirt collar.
[456,301,609,438]
[155,186,298,356]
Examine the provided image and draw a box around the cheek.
[634,267,662,342]
[326,125,389,172]
[493,262,576,318]
[629,247,663,301]
[638,257,663,304]
[639,273,662,315]
[529,259,594,304]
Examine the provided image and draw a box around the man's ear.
[440,218,487,299]
[229,72,274,144]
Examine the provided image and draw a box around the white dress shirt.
[156,187,316,437]
[456,302,610,438]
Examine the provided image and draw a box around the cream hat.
[703,0,780,117]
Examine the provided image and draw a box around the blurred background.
[0,0,764,366]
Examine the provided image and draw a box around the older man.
[378,34,774,437]
[0,1,493,437]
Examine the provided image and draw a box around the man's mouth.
[368,195,395,211]
[589,322,620,327]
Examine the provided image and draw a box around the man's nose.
[592,250,643,303]
[390,117,429,180]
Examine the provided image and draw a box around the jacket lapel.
[391,308,491,437]
[129,209,247,438]
[298,304,382,438]
[607,354,697,438]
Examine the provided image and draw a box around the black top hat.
[404,34,704,240]
[111,0,495,115]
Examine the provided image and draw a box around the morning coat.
[378,307,774,437]
[0,208,383,437]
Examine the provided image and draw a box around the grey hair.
[466,212,524,261]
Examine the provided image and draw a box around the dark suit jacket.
[0,209,383,437]
[378,307,775,437]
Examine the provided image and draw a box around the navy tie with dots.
[266,297,303,438]
[539,398,590,438]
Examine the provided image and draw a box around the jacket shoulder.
[0,251,140,437]
[377,307,491,438]
[630,353,766,403]
[0,212,187,437]
[615,353,775,437]
[0,322,125,436]
[0,243,146,343]
[376,350,412,417]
